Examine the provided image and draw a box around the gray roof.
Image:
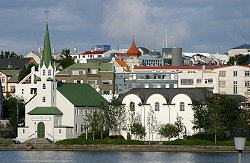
[232,44,250,49]
[0,58,34,69]
[118,88,212,104]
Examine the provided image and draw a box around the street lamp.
[234,128,248,163]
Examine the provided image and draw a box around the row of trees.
[192,94,248,143]
[0,51,20,58]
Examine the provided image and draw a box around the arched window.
[155,102,160,111]
[48,70,51,76]
[43,84,46,89]
[129,102,135,111]
[42,97,46,102]
[180,102,185,111]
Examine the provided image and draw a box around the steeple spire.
[41,9,52,68]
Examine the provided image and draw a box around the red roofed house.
[79,50,108,63]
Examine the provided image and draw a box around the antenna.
[44,8,49,22]
[166,28,168,48]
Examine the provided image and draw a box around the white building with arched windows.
[119,88,211,141]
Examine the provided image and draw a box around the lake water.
[0,151,249,163]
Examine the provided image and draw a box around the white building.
[16,18,107,142]
[119,88,210,141]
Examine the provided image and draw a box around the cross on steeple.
[44,8,49,23]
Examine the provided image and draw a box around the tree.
[58,48,75,69]
[0,51,18,58]
[18,64,38,82]
[192,100,210,132]
[174,115,184,138]
[3,95,25,136]
[159,123,179,140]
[147,106,158,144]
[99,97,126,137]
[227,54,249,65]
[131,122,146,140]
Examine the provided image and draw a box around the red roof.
[126,39,140,56]
[115,59,127,67]
[134,65,233,70]
[81,50,107,55]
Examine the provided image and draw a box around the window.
[42,97,46,102]
[48,70,51,76]
[219,71,226,77]
[89,69,98,74]
[43,70,46,76]
[245,81,250,87]
[180,79,193,85]
[233,81,237,94]
[0,77,5,83]
[219,81,226,88]
[75,124,78,133]
[155,102,160,111]
[59,129,61,134]
[23,129,25,133]
[43,84,46,89]
[102,80,112,85]
[23,76,31,84]
[30,88,37,94]
[245,71,250,77]
[75,108,79,115]
[10,86,15,92]
[53,97,55,103]
[197,79,202,84]
[130,102,135,111]
[21,89,24,94]
[205,79,213,84]
[72,70,80,75]
[87,80,97,88]
[103,90,110,94]
[233,71,237,77]
[180,102,185,111]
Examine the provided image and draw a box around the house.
[24,51,42,64]
[16,18,107,142]
[55,62,115,95]
[119,88,211,141]
[0,80,3,118]
[0,69,19,96]
[227,44,250,57]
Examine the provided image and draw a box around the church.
[16,18,107,142]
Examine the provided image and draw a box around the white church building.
[119,88,211,141]
[16,18,107,142]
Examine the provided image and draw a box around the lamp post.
[234,128,247,163]
[34,122,37,145]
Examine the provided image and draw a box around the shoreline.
[1,144,249,152]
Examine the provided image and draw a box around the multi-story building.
[56,62,115,95]
[0,69,19,96]
[115,71,178,94]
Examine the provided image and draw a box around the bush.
[78,131,109,140]
[0,139,13,147]
[186,132,230,142]
[163,139,214,146]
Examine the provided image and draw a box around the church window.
[43,70,46,76]
[180,102,185,111]
[43,84,46,89]
[155,102,160,111]
[23,129,25,133]
[42,97,46,102]
[48,70,51,76]
[53,97,55,103]
[59,129,61,134]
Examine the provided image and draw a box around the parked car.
[11,139,21,144]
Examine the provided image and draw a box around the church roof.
[126,39,140,56]
[41,19,52,68]
[28,107,63,115]
[57,83,108,107]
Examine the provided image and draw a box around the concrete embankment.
[0,144,249,152]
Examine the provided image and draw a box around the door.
[37,122,45,138]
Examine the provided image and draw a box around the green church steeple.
[41,17,52,68]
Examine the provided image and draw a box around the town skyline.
[1,0,250,54]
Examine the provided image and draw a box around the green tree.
[174,115,184,138]
[192,100,210,132]
[18,64,38,82]
[3,95,25,136]
[159,123,179,140]
[58,48,75,69]
[227,54,249,65]
[131,122,146,140]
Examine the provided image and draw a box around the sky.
[0,0,250,55]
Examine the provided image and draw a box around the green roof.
[0,70,19,82]
[57,63,113,75]
[28,107,63,115]
[57,83,108,107]
[41,19,52,68]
